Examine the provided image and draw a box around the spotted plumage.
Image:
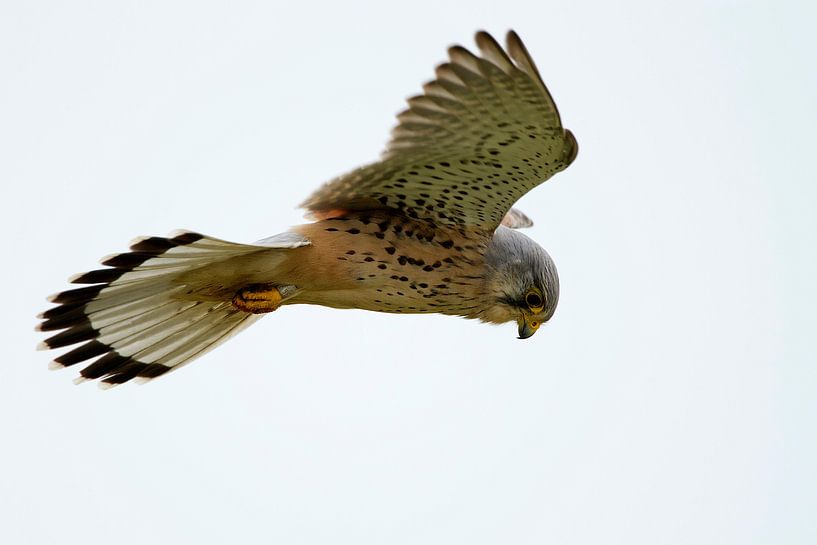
[38,30,576,386]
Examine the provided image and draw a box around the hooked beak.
[517,315,541,339]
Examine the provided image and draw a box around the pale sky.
[1,1,815,544]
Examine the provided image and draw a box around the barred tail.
[37,230,308,387]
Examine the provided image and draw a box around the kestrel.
[38,30,577,387]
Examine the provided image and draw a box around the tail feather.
[38,230,309,387]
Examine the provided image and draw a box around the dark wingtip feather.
[170,232,204,245]
[79,353,130,380]
[39,302,83,321]
[101,251,156,268]
[62,346,171,385]
[100,362,147,385]
[504,30,561,125]
[42,320,97,349]
[37,305,86,332]
[54,340,109,367]
[129,236,178,253]
[125,232,201,252]
[474,30,515,74]
[138,363,173,379]
[70,268,126,284]
[46,285,105,305]
[447,44,479,62]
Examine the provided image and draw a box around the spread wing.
[301,30,577,232]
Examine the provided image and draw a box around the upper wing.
[301,30,577,231]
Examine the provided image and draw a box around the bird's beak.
[517,315,541,339]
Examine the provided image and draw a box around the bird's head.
[481,226,559,339]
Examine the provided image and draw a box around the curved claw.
[232,284,296,314]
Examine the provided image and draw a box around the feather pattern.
[301,30,577,232]
[38,230,309,386]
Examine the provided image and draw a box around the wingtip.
[127,235,150,248]
[98,253,117,265]
[166,229,191,239]
[98,381,117,391]
[474,30,495,48]
[505,30,528,61]
[446,44,470,57]
[48,360,64,370]
[168,230,204,245]
[36,341,49,351]
[73,375,89,385]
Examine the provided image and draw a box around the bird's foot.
[232,283,294,314]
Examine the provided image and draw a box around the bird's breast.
[288,214,492,316]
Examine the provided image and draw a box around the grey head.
[480,226,559,339]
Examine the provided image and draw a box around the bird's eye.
[525,291,543,310]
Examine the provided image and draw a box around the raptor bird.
[37,30,578,387]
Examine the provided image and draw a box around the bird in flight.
[38,30,578,387]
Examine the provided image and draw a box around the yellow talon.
[232,284,285,314]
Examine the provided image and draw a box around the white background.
[2,1,815,544]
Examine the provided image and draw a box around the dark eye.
[525,292,543,309]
